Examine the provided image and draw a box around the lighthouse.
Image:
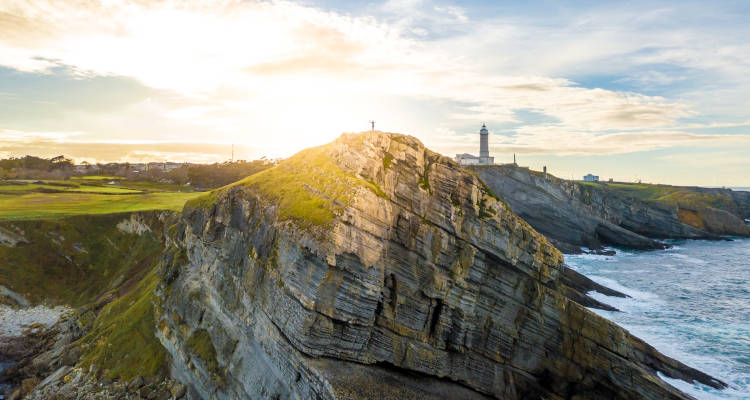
[479,123,489,159]
[455,124,495,165]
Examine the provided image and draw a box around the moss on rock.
[186,329,223,384]
[234,142,390,228]
[77,268,168,381]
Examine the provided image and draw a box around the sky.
[1,0,749,186]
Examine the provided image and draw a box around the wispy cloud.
[0,132,243,163]
[0,0,748,184]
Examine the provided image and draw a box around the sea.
[0,361,9,399]
[566,237,750,399]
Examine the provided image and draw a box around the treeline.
[186,160,273,188]
[0,155,74,179]
[0,154,276,188]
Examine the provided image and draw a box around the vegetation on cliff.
[187,138,388,228]
[186,329,223,384]
[77,268,167,380]
[0,214,162,305]
[0,213,172,385]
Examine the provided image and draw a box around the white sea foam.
[575,237,750,399]
[585,276,659,301]
[658,371,750,400]
[671,253,708,265]
[658,372,713,400]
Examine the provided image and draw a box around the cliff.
[472,165,750,253]
[0,212,185,399]
[155,132,723,399]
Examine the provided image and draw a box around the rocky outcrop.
[0,226,27,247]
[0,211,179,399]
[729,190,750,219]
[157,131,723,399]
[0,309,183,400]
[472,165,750,253]
[116,213,153,235]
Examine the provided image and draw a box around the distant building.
[130,163,147,172]
[583,174,599,182]
[146,162,185,172]
[456,124,494,165]
[455,153,481,165]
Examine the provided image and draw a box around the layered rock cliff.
[157,131,723,399]
[472,164,750,253]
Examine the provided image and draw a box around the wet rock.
[587,249,616,256]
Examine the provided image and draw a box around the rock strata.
[158,131,723,399]
[472,164,750,253]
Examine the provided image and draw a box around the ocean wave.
[585,276,659,301]
[575,237,750,399]
[671,253,708,265]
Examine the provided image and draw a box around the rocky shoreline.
[472,164,750,253]
[0,301,71,399]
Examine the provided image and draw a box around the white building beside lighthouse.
[455,124,495,165]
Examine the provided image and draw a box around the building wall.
[480,133,489,158]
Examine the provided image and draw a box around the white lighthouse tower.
[478,123,492,164]
[455,124,495,165]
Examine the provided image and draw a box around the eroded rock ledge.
[472,164,750,253]
[158,132,724,399]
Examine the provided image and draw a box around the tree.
[188,160,274,189]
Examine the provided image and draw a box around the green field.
[0,182,143,194]
[0,192,202,221]
[71,175,123,180]
[0,178,203,221]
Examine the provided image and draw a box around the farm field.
[0,177,203,221]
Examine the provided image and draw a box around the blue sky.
[0,0,749,185]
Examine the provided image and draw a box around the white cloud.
[0,0,748,167]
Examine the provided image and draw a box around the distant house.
[130,163,147,172]
[455,153,482,165]
[583,174,599,182]
[146,162,185,172]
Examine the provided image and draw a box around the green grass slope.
[186,137,387,228]
[0,213,171,381]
